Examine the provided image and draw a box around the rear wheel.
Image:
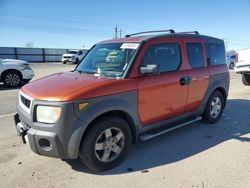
[3,70,22,87]
[202,91,225,123]
[79,116,132,172]
[229,62,234,69]
[242,74,250,85]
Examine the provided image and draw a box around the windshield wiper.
[75,69,95,75]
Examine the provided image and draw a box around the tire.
[229,62,234,69]
[242,74,250,86]
[62,61,66,64]
[79,116,132,172]
[3,70,22,87]
[202,91,225,123]
[22,79,31,85]
[75,58,79,64]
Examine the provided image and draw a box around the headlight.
[36,106,61,124]
[20,63,31,70]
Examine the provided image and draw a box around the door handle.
[179,76,192,86]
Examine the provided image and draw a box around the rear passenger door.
[138,38,189,126]
[183,38,209,112]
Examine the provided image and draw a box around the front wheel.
[3,71,22,87]
[242,74,250,85]
[75,58,79,64]
[202,91,225,123]
[79,116,132,172]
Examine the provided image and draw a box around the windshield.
[76,43,139,78]
[68,51,78,54]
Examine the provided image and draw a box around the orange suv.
[14,30,229,171]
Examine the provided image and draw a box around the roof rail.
[125,29,175,37]
[176,31,199,35]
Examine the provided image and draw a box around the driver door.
[138,38,189,126]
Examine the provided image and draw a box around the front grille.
[21,95,31,109]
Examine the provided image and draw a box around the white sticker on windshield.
[120,43,140,49]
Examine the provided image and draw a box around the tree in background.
[25,42,34,48]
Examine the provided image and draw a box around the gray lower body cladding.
[16,91,139,159]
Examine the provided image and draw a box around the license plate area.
[14,113,29,144]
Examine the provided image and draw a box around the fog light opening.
[39,138,52,151]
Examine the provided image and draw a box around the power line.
[0,13,147,34]
[0,20,112,35]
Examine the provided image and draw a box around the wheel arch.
[81,110,138,144]
[198,77,229,115]
[68,108,140,159]
[214,87,227,102]
[200,86,227,115]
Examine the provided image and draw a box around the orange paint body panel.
[186,68,209,112]
[182,37,209,113]
[21,72,137,101]
[138,70,188,126]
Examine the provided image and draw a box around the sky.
[0,0,249,50]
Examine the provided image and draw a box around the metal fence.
[0,47,88,62]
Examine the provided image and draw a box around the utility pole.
[114,24,118,39]
[119,28,122,38]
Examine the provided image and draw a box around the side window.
[142,43,181,73]
[206,43,226,66]
[186,43,205,68]
[78,51,83,55]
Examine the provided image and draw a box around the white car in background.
[234,48,250,85]
[0,58,34,87]
[226,54,236,69]
[62,50,85,64]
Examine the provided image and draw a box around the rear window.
[206,43,226,66]
[186,43,205,68]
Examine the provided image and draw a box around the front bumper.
[234,64,250,74]
[62,58,76,63]
[14,97,86,159]
[14,113,62,158]
[22,69,34,80]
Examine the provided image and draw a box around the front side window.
[142,43,181,73]
[186,43,205,68]
[206,43,226,66]
[76,43,138,78]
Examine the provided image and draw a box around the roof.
[98,33,224,44]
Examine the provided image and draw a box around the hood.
[63,54,76,57]
[21,72,137,101]
[1,59,28,65]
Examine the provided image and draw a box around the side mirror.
[140,64,160,75]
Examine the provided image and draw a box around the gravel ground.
[0,63,249,188]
